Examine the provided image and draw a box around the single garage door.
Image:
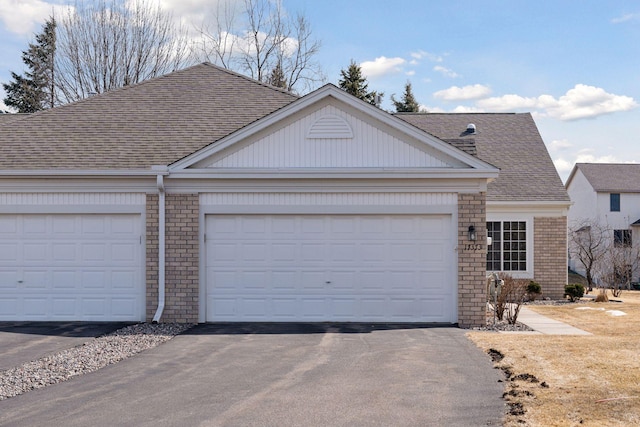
[205,214,455,322]
[0,214,144,321]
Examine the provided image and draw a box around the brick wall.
[145,194,159,322]
[457,193,487,328]
[145,193,199,323]
[534,216,567,299]
[164,194,199,323]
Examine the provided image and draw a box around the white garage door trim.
[202,212,457,323]
[0,212,145,321]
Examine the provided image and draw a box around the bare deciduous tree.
[594,237,640,297]
[196,0,324,93]
[55,0,193,103]
[569,219,609,292]
[570,218,640,297]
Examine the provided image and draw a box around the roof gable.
[567,163,640,193]
[172,85,497,174]
[397,113,570,203]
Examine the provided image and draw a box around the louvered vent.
[307,115,353,139]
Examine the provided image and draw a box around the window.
[614,229,632,247]
[610,193,620,212]
[486,221,527,271]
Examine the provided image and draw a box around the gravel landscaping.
[0,322,193,401]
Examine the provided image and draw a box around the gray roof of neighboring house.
[396,113,569,202]
[569,163,640,193]
[0,63,297,170]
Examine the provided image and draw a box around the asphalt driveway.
[0,322,132,371]
[0,323,504,426]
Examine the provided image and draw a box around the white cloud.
[553,150,630,179]
[548,139,573,151]
[405,70,415,76]
[476,85,637,121]
[360,56,406,78]
[611,12,640,23]
[0,0,73,36]
[433,65,460,78]
[451,105,484,113]
[410,50,443,62]
[549,84,637,120]
[433,84,491,101]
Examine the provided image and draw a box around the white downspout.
[152,173,166,323]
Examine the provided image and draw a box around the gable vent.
[307,115,353,139]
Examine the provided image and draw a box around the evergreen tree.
[267,62,287,89]
[392,81,421,113]
[338,60,382,106]
[2,17,56,113]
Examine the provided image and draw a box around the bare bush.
[492,273,530,324]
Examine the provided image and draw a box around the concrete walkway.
[506,307,592,335]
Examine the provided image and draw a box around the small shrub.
[564,283,585,302]
[594,289,609,303]
[526,281,542,301]
[493,274,529,324]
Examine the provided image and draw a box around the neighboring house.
[566,163,640,281]
[0,63,569,327]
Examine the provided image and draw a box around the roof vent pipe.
[466,123,476,134]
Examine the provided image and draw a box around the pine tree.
[267,62,288,89]
[2,17,56,113]
[392,81,421,113]
[338,60,382,106]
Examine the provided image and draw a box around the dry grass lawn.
[468,291,640,426]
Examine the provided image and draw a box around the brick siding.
[145,194,159,321]
[146,193,199,323]
[534,216,567,299]
[457,193,487,328]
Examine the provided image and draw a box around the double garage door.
[0,214,145,321]
[205,214,456,323]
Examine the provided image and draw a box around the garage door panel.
[271,271,295,289]
[24,271,47,288]
[52,271,76,288]
[53,298,75,316]
[0,214,144,321]
[205,214,455,322]
[0,298,19,316]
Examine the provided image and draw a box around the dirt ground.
[468,291,640,426]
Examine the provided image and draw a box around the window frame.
[610,193,621,212]
[486,216,533,278]
[613,229,632,248]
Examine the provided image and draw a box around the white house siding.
[200,192,457,207]
[566,170,598,224]
[204,105,453,169]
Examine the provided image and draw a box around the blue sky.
[1,0,639,181]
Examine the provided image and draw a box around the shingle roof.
[0,63,297,169]
[396,113,569,202]
[0,113,29,126]
[572,163,640,193]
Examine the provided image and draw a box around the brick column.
[534,216,567,299]
[146,194,159,322]
[163,194,200,323]
[457,193,487,328]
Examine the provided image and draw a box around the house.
[0,63,569,327]
[566,163,640,281]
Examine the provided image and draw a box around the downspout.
[152,173,166,323]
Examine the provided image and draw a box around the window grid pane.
[486,221,501,271]
[503,221,526,271]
